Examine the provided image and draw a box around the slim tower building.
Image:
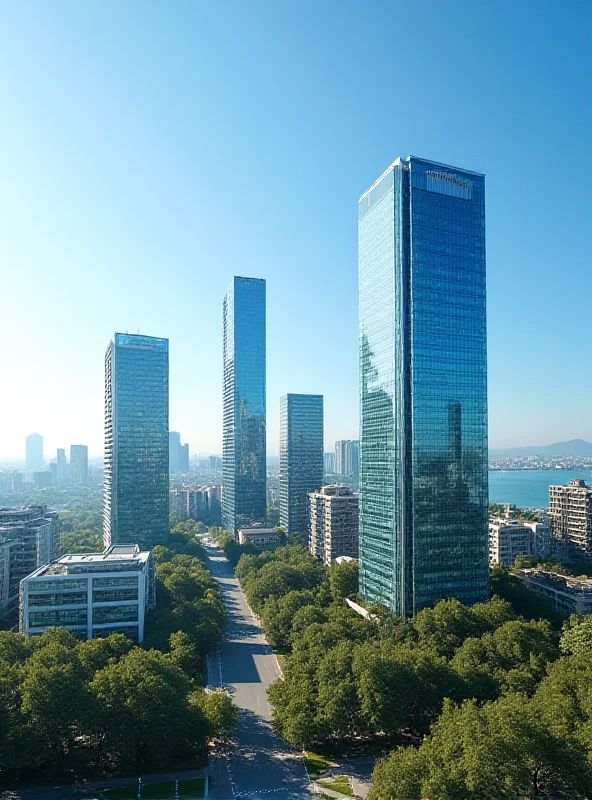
[70,445,89,486]
[26,434,43,473]
[222,277,267,533]
[279,394,324,534]
[169,432,181,475]
[103,333,169,550]
[358,156,489,616]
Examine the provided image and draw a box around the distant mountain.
[489,439,592,458]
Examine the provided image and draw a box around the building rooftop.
[238,528,279,536]
[517,568,592,593]
[24,544,151,579]
[310,485,357,498]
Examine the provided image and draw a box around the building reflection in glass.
[358,156,489,616]
[222,277,267,533]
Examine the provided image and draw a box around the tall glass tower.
[358,156,489,616]
[103,333,169,550]
[222,277,266,533]
[279,394,324,535]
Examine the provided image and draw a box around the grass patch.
[103,778,204,800]
[276,654,286,671]
[304,751,331,778]
[318,776,353,796]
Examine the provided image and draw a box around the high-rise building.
[324,452,336,476]
[103,333,169,551]
[169,432,181,475]
[358,156,489,616]
[56,448,68,487]
[179,443,189,473]
[34,471,52,489]
[334,440,360,477]
[549,479,592,562]
[308,485,359,566]
[222,277,266,533]
[26,433,43,472]
[279,394,324,534]
[70,445,89,486]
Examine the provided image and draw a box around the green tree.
[329,559,359,601]
[560,614,592,656]
[370,694,590,800]
[90,647,207,771]
[261,590,317,651]
[191,690,238,740]
[19,629,90,771]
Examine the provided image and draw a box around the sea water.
[488,469,592,509]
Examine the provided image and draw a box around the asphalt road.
[204,542,311,800]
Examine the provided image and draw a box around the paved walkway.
[204,543,311,800]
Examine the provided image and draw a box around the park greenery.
[228,543,592,799]
[0,524,236,786]
[59,508,103,553]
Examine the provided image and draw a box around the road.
[204,542,311,800]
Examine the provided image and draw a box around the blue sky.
[1,0,590,459]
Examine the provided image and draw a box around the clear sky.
[0,0,590,460]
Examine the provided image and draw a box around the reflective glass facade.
[103,333,169,550]
[358,156,489,616]
[222,278,266,532]
[279,394,324,534]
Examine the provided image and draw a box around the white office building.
[20,544,155,642]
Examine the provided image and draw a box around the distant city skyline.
[1,3,590,459]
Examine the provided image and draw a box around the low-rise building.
[488,518,550,567]
[20,544,155,642]
[308,485,359,566]
[237,528,282,548]
[516,568,592,615]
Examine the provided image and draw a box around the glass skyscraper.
[103,333,169,550]
[279,394,324,534]
[222,277,266,533]
[358,156,489,616]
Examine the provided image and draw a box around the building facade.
[222,277,267,533]
[548,480,592,562]
[0,505,60,621]
[308,485,359,566]
[279,394,324,534]
[488,518,550,567]
[26,433,43,473]
[324,452,336,477]
[358,156,489,616]
[238,528,283,548]
[169,432,181,475]
[20,544,155,641]
[179,443,189,473]
[516,568,592,616]
[70,445,89,486]
[103,333,169,551]
[56,448,68,487]
[335,440,360,477]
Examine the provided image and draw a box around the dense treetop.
[226,543,592,799]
